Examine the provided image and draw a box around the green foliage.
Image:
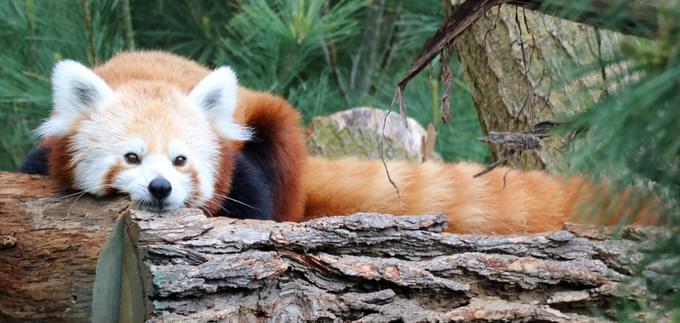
[543,0,680,318]
[216,0,366,92]
[556,3,680,208]
[0,0,489,171]
[569,31,680,317]
[0,0,123,169]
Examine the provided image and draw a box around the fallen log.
[0,172,127,322]
[0,172,665,322]
[122,208,659,322]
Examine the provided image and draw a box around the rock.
[306,107,439,161]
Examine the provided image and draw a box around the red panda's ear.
[38,60,114,138]
[188,67,251,141]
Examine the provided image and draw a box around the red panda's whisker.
[52,183,116,202]
[224,196,258,210]
[65,191,89,217]
[52,190,88,200]
[205,191,259,211]
[199,194,255,216]
[209,203,231,215]
[134,199,152,211]
[197,198,224,214]
[183,189,202,208]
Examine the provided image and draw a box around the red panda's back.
[94,51,210,92]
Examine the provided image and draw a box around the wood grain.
[0,172,127,322]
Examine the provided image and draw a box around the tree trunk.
[120,208,658,322]
[453,2,635,172]
[0,172,127,322]
[507,0,671,39]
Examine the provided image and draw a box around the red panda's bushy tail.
[301,156,660,234]
[235,89,308,222]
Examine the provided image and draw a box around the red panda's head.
[38,60,250,211]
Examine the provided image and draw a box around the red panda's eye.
[124,153,141,165]
[173,155,187,167]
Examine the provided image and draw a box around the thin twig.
[380,93,405,210]
[396,85,407,128]
[596,28,609,97]
[439,48,453,123]
[473,152,512,178]
[398,0,503,93]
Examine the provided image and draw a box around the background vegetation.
[549,1,680,319]
[0,0,489,171]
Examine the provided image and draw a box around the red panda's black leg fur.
[219,145,276,220]
[19,145,51,175]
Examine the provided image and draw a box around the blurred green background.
[0,0,491,171]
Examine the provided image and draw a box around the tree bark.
[122,208,659,322]
[399,0,669,99]
[453,3,635,171]
[0,172,127,322]
[0,172,666,322]
[506,0,670,39]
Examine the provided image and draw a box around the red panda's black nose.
[148,177,172,200]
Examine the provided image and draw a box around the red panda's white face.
[38,60,250,211]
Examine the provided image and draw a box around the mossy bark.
[454,4,634,172]
[307,107,439,162]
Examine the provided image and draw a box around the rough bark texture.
[0,172,127,322]
[453,3,636,172]
[399,0,667,109]
[124,208,659,322]
[506,0,671,39]
[0,172,666,322]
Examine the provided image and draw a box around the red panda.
[20,51,659,234]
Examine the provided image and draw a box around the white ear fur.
[37,60,114,137]
[188,67,251,141]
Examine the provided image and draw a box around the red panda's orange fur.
[233,90,307,222]
[45,135,76,189]
[42,51,660,234]
[301,157,659,234]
